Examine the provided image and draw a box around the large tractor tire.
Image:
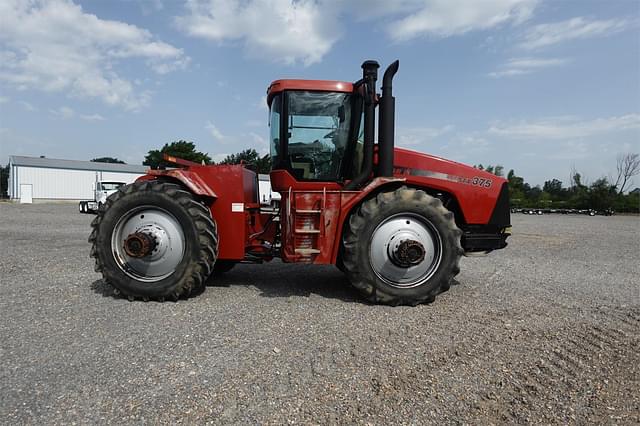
[342,186,463,306]
[89,180,218,301]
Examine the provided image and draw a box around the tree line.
[476,153,640,213]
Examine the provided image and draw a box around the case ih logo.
[394,167,493,189]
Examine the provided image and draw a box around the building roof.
[9,155,148,174]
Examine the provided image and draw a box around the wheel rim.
[111,206,185,282]
[369,213,442,288]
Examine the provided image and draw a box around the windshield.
[99,182,124,191]
[286,91,352,180]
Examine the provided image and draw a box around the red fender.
[138,169,218,199]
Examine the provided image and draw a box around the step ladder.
[288,187,325,260]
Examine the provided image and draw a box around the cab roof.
[267,79,354,107]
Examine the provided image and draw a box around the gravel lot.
[1,203,638,424]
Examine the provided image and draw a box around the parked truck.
[79,181,126,214]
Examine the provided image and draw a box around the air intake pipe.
[345,60,379,190]
[377,60,399,177]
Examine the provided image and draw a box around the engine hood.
[392,147,507,186]
[390,147,508,225]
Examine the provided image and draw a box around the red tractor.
[89,60,511,306]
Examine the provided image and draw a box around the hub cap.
[369,213,442,288]
[112,206,185,282]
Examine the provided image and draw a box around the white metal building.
[8,156,148,202]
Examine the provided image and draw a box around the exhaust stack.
[345,60,379,190]
[377,60,399,177]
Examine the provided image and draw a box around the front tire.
[89,180,218,301]
[342,187,462,306]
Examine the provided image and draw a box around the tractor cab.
[267,80,364,184]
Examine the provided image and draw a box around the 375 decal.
[471,176,492,188]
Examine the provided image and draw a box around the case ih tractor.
[89,60,511,306]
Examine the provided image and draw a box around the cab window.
[286,91,352,181]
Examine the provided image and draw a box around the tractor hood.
[392,147,506,187]
[391,147,509,225]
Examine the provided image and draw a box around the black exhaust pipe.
[345,60,379,190]
[377,60,399,177]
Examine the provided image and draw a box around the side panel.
[141,165,257,260]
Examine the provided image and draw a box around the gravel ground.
[1,203,638,424]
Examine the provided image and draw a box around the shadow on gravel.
[90,279,205,300]
[90,263,359,304]
[91,279,118,298]
[208,263,361,304]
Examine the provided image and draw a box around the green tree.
[220,149,271,174]
[91,157,125,164]
[476,164,504,177]
[588,178,616,211]
[143,141,212,169]
[506,169,526,207]
[543,179,563,196]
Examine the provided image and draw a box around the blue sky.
[0,0,638,186]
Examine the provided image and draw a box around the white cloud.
[519,17,629,50]
[397,125,454,147]
[80,113,105,121]
[205,120,226,142]
[0,0,188,111]
[177,0,539,65]
[489,57,569,78]
[0,95,9,104]
[50,106,75,119]
[18,100,37,112]
[176,0,341,66]
[388,0,539,41]
[488,114,640,140]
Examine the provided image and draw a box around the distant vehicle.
[79,181,125,214]
[258,174,281,209]
[513,207,611,216]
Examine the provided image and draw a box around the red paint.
[137,144,506,266]
[140,165,258,260]
[392,148,507,224]
[267,80,354,106]
[146,169,217,198]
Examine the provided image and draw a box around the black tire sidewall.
[96,189,202,298]
[351,196,459,300]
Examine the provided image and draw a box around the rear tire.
[89,180,218,301]
[342,186,462,306]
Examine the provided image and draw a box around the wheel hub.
[111,207,185,282]
[123,232,157,258]
[389,239,426,267]
[369,213,442,288]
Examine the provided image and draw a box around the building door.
[20,184,33,204]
